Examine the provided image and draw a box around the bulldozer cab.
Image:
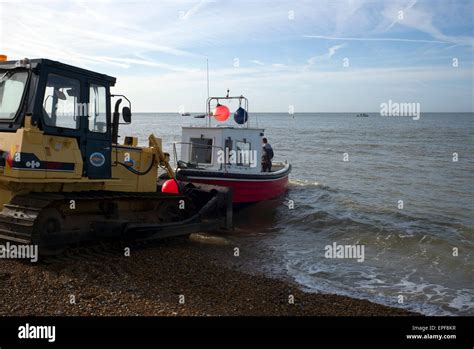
[0,58,233,251]
[0,58,118,179]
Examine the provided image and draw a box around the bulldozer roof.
[0,58,117,85]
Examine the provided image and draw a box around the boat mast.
[206,58,210,100]
[206,58,210,127]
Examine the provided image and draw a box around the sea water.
[123,112,473,316]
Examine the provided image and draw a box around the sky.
[0,0,473,112]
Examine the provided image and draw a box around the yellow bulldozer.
[0,57,232,253]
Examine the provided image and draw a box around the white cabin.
[179,126,265,174]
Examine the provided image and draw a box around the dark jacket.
[262,143,274,161]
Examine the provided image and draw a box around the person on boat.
[261,137,274,172]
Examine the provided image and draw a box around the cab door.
[39,70,84,178]
[85,82,111,179]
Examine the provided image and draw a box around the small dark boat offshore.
[173,93,291,203]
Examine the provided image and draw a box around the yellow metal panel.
[42,135,83,179]
[106,145,158,192]
[0,127,164,211]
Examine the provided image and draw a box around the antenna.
[206,59,211,126]
[206,58,210,100]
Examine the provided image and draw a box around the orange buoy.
[0,55,7,62]
[213,104,230,121]
[161,179,180,194]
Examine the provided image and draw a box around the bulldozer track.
[0,190,191,245]
[0,185,231,252]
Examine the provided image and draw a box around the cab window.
[0,70,28,120]
[89,84,107,133]
[42,74,81,129]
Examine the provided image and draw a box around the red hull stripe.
[187,175,289,203]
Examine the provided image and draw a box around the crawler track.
[0,184,232,253]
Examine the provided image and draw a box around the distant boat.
[356,113,369,117]
[181,112,191,116]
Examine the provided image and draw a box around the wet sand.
[0,237,418,316]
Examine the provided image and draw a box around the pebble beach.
[0,237,418,316]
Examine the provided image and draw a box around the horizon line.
[130,111,474,114]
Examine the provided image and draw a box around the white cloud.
[180,0,208,21]
[381,0,474,46]
[2,0,201,72]
[307,44,346,65]
[1,0,317,70]
[385,0,418,31]
[115,65,473,112]
[304,34,447,44]
[1,0,471,112]
[305,1,473,46]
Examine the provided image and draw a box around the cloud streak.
[1,0,472,112]
[381,0,474,46]
[307,44,346,66]
[304,35,448,44]
[181,0,208,21]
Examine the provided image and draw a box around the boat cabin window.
[236,140,251,167]
[225,138,233,151]
[89,84,107,133]
[42,74,80,130]
[190,137,213,164]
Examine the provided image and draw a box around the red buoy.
[213,104,230,121]
[161,179,180,194]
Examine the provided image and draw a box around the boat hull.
[177,164,291,203]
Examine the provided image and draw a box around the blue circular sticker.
[89,152,106,167]
[124,159,135,167]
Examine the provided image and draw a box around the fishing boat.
[173,93,291,203]
[356,113,369,117]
